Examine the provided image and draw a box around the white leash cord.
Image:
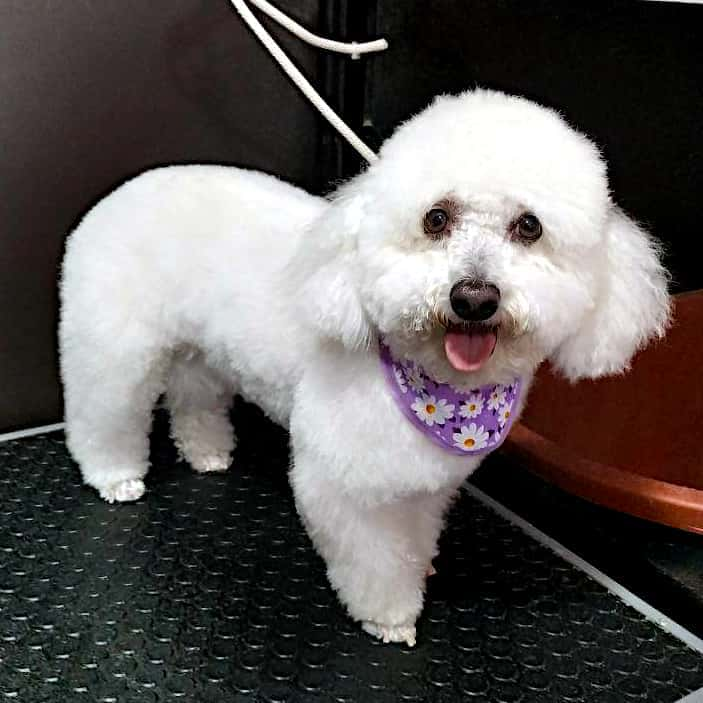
[246,0,388,57]
[229,0,384,164]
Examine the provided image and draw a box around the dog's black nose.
[449,280,501,322]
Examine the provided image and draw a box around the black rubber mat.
[473,455,703,642]
[2,405,703,703]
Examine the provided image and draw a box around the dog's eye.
[424,208,450,238]
[513,213,542,243]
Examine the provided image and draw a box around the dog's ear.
[551,205,670,381]
[295,195,372,351]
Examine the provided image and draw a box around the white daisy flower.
[411,394,455,426]
[405,366,426,393]
[459,393,484,419]
[497,400,514,427]
[393,366,408,394]
[487,385,507,410]
[452,423,490,452]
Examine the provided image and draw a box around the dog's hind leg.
[62,344,169,504]
[166,351,235,474]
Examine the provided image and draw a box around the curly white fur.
[59,90,670,645]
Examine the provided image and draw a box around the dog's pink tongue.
[444,329,497,372]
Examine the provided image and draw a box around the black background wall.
[0,0,324,431]
[1,0,701,432]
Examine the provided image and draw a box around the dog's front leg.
[291,447,453,646]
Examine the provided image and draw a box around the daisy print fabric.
[379,340,522,456]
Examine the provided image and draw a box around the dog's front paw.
[99,478,145,503]
[190,452,231,474]
[362,620,417,647]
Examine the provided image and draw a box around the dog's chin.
[384,322,523,389]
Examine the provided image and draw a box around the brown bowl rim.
[503,423,703,534]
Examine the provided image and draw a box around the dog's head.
[299,90,670,385]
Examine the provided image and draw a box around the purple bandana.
[379,339,522,456]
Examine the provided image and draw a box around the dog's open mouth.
[443,323,498,372]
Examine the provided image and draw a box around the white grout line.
[0,422,65,443]
[676,689,703,703]
[464,482,703,655]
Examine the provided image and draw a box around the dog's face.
[302,90,669,384]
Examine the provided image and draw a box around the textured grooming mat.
[1,406,702,702]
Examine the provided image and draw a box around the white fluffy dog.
[59,90,669,645]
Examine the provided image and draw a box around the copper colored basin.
[503,290,703,534]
